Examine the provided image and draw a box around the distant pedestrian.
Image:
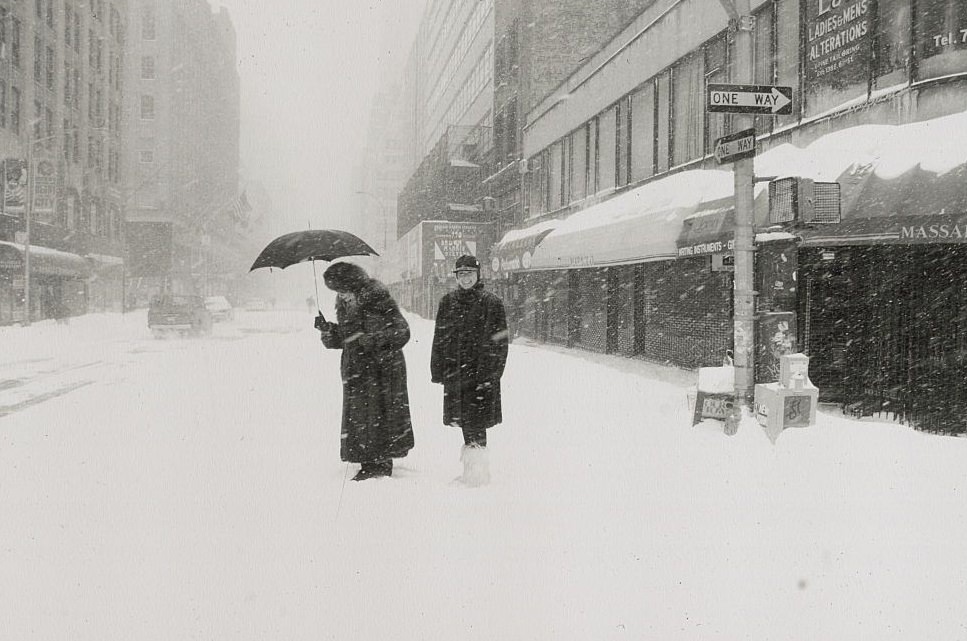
[316,262,414,481]
[431,255,509,486]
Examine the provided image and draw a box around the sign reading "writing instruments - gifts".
[805,0,872,85]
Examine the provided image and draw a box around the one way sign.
[707,83,793,115]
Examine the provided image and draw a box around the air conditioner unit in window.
[768,177,841,225]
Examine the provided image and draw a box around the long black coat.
[431,281,509,431]
[320,280,414,463]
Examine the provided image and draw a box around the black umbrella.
[249,229,380,321]
[249,229,379,271]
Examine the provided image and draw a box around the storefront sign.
[31,158,57,221]
[804,0,873,86]
[678,239,734,257]
[919,0,967,58]
[421,221,494,279]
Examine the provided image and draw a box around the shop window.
[140,94,154,120]
[630,82,655,183]
[915,0,967,80]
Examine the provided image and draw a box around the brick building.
[0,0,127,323]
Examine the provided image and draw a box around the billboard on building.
[405,220,494,280]
[804,0,873,87]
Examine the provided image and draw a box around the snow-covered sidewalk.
[1,309,965,640]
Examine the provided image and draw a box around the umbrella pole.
[311,259,323,318]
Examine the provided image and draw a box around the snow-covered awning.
[0,242,92,278]
[492,219,560,274]
[529,170,735,270]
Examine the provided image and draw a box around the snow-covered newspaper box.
[691,365,735,425]
[753,353,818,441]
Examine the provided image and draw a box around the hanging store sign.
[31,157,58,222]
[804,0,873,86]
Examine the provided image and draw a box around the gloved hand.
[314,314,326,331]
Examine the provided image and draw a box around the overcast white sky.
[215,1,424,235]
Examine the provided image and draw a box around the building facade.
[494,0,967,433]
[0,0,127,324]
[122,0,242,307]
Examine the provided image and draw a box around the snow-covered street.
[1,309,965,640]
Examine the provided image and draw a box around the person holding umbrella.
[316,262,415,481]
[431,255,509,486]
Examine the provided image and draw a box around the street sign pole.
[725,0,756,435]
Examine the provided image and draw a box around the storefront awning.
[492,219,559,274]
[676,201,735,257]
[529,170,736,270]
[0,241,92,278]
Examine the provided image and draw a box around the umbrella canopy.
[249,229,379,271]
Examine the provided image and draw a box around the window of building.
[570,125,587,202]
[33,100,42,137]
[914,0,965,80]
[73,11,80,52]
[706,35,729,151]
[751,5,774,134]
[10,86,20,133]
[140,94,155,119]
[46,0,54,27]
[46,46,54,90]
[0,81,6,129]
[547,140,562,211]
[63,119,71,162]
[139,149,154,163]
[598,106,617,192]
[65,4,73,47]
[36,0,43,20]
[141,55,155,79]
[33,35,42,83]
[672,52,704,166]
[616,97,631,187]
[588,118,599,195]
[656,72,671,173]
[11,18,21,68]
[142,8,156,41]
[630,82,655,183]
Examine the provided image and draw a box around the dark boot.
[352,459,392,481]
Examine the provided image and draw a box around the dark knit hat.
[453,255,480,272]
[323,262,369,293]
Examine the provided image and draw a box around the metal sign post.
[709,0,767,435]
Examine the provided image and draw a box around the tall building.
[122,0,242,306]
[494,0,967,434]
[0,0,127,324]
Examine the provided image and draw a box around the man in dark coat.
[431,255,509,486]
[317,262,415,481]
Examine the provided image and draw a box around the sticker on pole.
[707,83,793,115]
[713,128,756,164]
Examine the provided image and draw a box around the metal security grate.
[803,182,841,224]
[768,178,798,223]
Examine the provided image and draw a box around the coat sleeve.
[430,297,449,384]
[484,297,509,381]
[362,296,410,353]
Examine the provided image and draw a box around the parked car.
[204,295,235,322]
[148,294,213,338]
